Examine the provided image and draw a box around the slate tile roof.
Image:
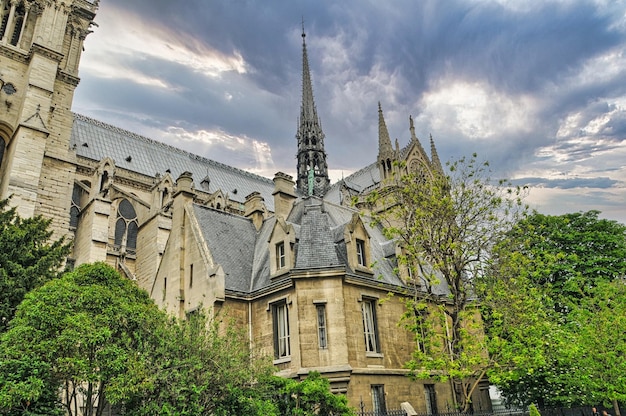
[191,194,450,296]
[70,113,277,211]
[323,162,380,205]
[294,198,341,269]
[192,205,257,294]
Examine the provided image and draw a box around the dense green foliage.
[366,154,528,411]
[0,262,165,416]
[121,309,276,416]
[268,372,355,416]
[0,198,70,333]
[489,211,626,409]
[0,262,354,415]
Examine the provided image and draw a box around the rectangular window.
[316,304,327,349]
[163,277,167,301]
[425,384,437,415]
[272,301,290,359]
[371,385,386,415]
[189,264,194,288]
[276,242,286,269]
[361,298,380,353]
[356,239,366,266]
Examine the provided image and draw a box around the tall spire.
[296,23,330,197]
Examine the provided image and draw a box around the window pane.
[372,385,386,414]
[357,239,366,266]
[362,300,379,353]
[273,302,290,358]
[317,304,327,349]
[276,242,285,269]
[118,199,136,220]
[126,221,138,251]
[0,137,5,170]
[69,206,80,228]
[114,218,126,248]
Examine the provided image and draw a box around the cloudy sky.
[72,0,626,224]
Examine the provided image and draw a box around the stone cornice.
[0,43,28,63]
[31,43,64,63]
[57,69,80,87]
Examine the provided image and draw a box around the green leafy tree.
[366,154,528,411]
[490,211,626,408]
[268,372,355,416]
[0,197,70,333]
[567,280,626,415]
[0,262,165,416]
[122,309,277,416]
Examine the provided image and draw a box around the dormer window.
[276,242,286,269]
[356,239,366,267]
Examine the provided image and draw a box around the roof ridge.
[72,113,274,185]
[326,161,378,192]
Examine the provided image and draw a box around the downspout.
[248,301,253,350]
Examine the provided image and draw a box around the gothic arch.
[113,198,138,255]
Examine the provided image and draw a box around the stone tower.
[295,27,329,197]
[0,0,97,238]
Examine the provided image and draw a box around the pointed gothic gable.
[343,212,373,274]
[151,202,228,316]
[268,216,296,277]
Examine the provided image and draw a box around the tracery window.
[114,199,138,255]
[0,2,9,40]
[0,137,5,172]
[69,184,82,229]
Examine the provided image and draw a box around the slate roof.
[323,162,380,205]
[192,205,257,293]
[294,198,341,269]
[70,113,276,211]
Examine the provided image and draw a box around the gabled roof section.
[294,198,341,269]
[192,204,258,293]
[70,114,276,211]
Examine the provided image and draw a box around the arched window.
[9,3,25,46]
[0,136,5,172]
[0,3,9,40]
[99,171,109,192]
[114,199,138,254]
[69,184,82,229]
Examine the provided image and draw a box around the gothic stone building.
[0,0,492,413]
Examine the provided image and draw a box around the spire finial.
[302,17,306,40]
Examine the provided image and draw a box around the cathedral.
[0,0,491,413]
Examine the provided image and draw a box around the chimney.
[244,192,266,231]
[273,172,296,219]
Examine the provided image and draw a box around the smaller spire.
[408,114,428,160]
[430,134,444,173]
[378,102,394,157]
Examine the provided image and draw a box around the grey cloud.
[513,177,619,189]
